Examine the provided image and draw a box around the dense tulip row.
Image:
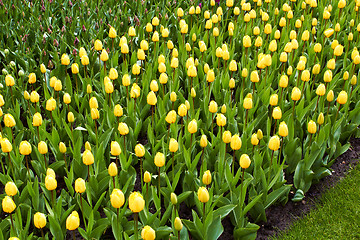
[0,0,359,239]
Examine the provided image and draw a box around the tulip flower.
[202,170,212,185]
[188,119,197,148]
[2,195,16,232]
[110,189,125,209]
[335,90,348,121]
[34,212,46,229]
[66,211,80,239]
[197,186,209,220]
[141,225,156,240]
[174,217,183,239]
[5,181,17,196]
[135,143,145,187]
[129,191,145,239]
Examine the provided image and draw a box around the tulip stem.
[273,119,277,136]
[112,176,115,189]
[123,136,126,159]
[279,137,284,165]
[134,213,138,240]
[211,113,214,136]
[335,104,341,122]
[41,228,45,240]
[158,166,161,219]
[267,150,274,184]
[64,153,68,170]
[37,126,40,141]
[10,127,14,144]
[172,152,175,180]
[232,151,236,175]
[25,155,30,176]
[0,156,4,175]
[10,213,15,235]
[190,134,193,151]
[309,134,313,148]
[244,110,248,131]
[315,95,320,112]
[240,168,245,201]
[73,230,75,240]
[44,155,48,169]
[200,148,205,184]
[292,101,296,118]
[203,203,206,221]
[80,193,87,229]
[177,231,180,240]
[94,120,98,147]
[7,152,14,179]
[87,165,90,179]
[140,157,143,190]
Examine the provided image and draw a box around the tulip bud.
[66,211,80,230]
[91,108,100,120]
[202,170,212,185]
[82,149,94,165]
[250,133,259,146]
[170,193,178,206]
[61,54,70,65]
[185,100,190,110]
[147,91,157,106]
[272,107,282,119]
[308,120,317,134]
[178,104,187,117]
[174,217,183,231]
[31,112,43,127]
[316,84,326,96]
[169,138,179,153]
[45,97,56,111]
[38,141,48,155]
[188,120,198,134]
[2,196,16,213]
[66,112,75,124]
[129,192,145,213]
[45,175,57,191]
[291,87,301,101]
[279,121,288,137]
[216,113,226,127]
[34,212,47,229]
[243,97,253,110]
[337,90,347,104]
[220,104,226,114]
[19,141,31,155]
[197,187,210,203]
[200,135,208,148]
[111,141,121,156]
[4,114,16,128]
[269,94,278,106]
[110,189,125,209]
[141,225,156,240]
[144,171,151,183]
[5,182,18,196]
[230,134,242,150]
[351,75,357,85]
[240,154,251,169]
[268,135,280,151]
[59,142,66,153]
[118,122,129,135]
[250,71,259,83]
[75,178,86,193]
[191,88,196,98]
[154,152,165,167]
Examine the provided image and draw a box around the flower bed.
[0,0,359,239]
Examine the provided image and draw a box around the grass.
[274,162,360,240]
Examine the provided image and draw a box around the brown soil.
[256,138,360,240]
